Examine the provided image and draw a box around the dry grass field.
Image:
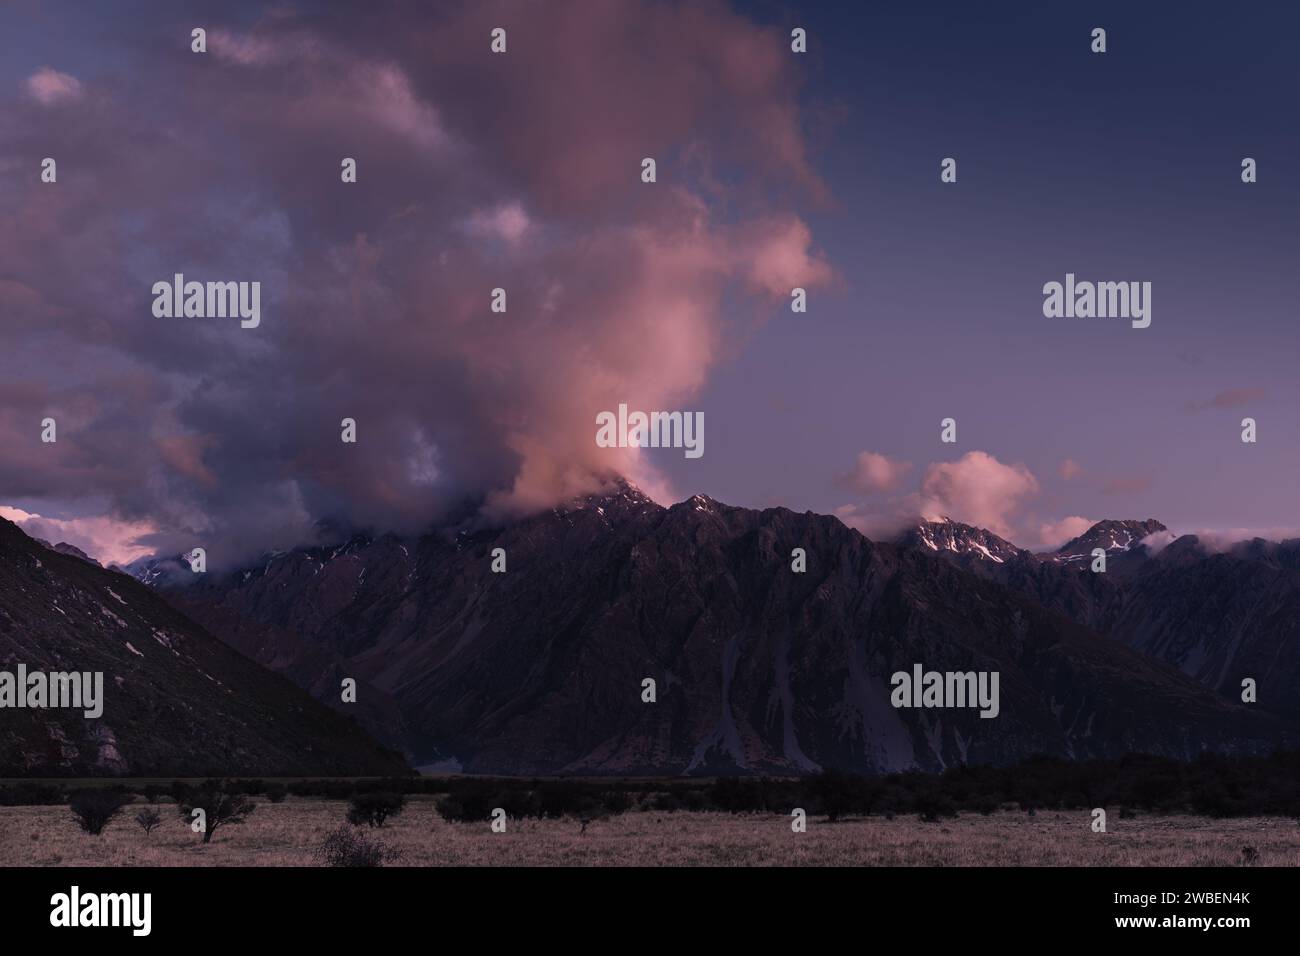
[2,797,1298,866]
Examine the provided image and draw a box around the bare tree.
[177,779,256,844]
[135,807,162,835]
[68,790,131,836]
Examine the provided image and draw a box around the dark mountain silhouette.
[0,516,409,777]
[889,517,1300,717]
[33,538,101,567]
[1102,537,1300,713]
[138,484,1294,775]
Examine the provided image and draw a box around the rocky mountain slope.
[142,485,1293,775]
[891,516,1300,716]
[1049,519,1168,564]
[0,516,409,777]
[1104,538,1300,712]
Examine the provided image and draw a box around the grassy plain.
[2,797,1296,866]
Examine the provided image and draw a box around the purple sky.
[1,0,1297,565]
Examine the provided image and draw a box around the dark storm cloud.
[0,0,831,565]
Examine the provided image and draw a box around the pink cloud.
[465,201,531,245]
[483,215,830,514]
[833,503,914,541]
[918,451,1039,538]
[402,0,828,217]
[1038,515,1094,549]
[0,506,157,566]
[156,435,219,489]
[743,218,832,296]
[1103,475,1154,496]
[24,67,82,105]
[837,451,912,494]
[1187,388,1267,411]
[0,0,832,562]
[1058,458,1082,480]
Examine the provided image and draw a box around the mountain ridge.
[0,516,410,778]
[134,486,1295,774]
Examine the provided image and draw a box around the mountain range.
[121,482,1297,775]
[896,515,1300,714]
[9,481,1298,778]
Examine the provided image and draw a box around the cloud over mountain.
[917,451,1039,539]
[837,451,912,494]
[0,0,830,565]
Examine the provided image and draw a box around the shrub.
[134,807,162,834]
[347,792,405,827]
[436,788,498,822]
[435,796,468,821]
[808,770,867,822]
[68,789,131,835]
[536,781,585,818]
[916,794,958,823]
[601,790,633,815]
[650,791,683,813]
[710,778,762,813]
[265,784,288,804]
[314,826,402,867]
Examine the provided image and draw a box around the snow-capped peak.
[898,518,1023,563]
[1052,519,1167,563]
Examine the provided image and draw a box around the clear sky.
[1,1,1297,565]
[657,0,1300,546]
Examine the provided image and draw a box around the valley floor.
[3,799,1297,866]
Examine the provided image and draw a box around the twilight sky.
[1,0,1297,566]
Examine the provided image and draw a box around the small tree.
[265,783,288,804]
[68,790,131,835]
[178,779,256,844]
[347,792,405,828]
[135,807,162,835]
